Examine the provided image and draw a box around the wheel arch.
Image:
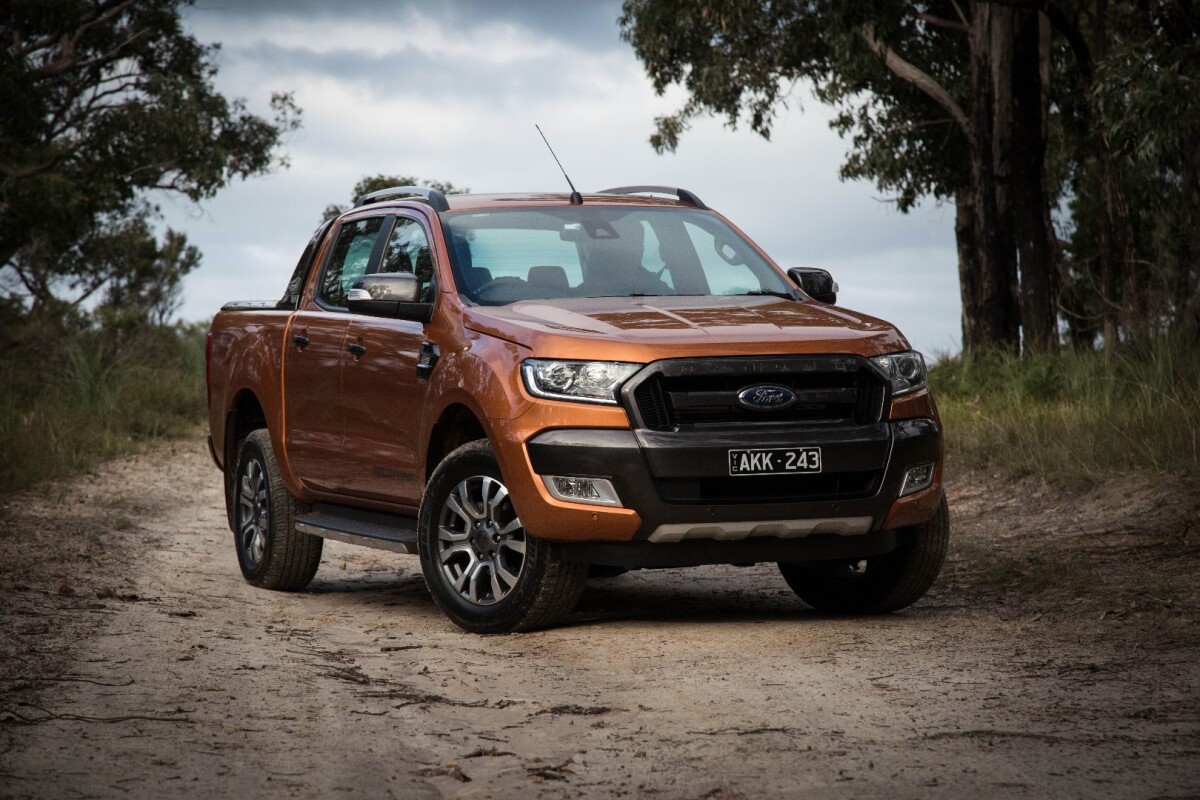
[425,402,488,483]
[223,389,269,532]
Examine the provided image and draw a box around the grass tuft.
[0,322,208,494]
[930,334,1200,485]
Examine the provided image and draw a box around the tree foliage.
[620,2,971,209]
[1063,0,1200,342]
[93,221,200,328]
[0,0,300,323]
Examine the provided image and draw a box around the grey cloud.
[219,40,601,107]
[189,0,626,52]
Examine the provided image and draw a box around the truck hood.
[462,295,910,361]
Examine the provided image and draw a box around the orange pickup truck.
[206,185,947,633]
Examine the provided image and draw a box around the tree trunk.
[955,190,982,350]
[1011,6,1056,352]
[968,1,1020,351]
[1175,159,1200,337]
[1093,0,1121,346]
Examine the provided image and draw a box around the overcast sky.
[168,0,963,356]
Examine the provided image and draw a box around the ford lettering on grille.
[736,384,797,411]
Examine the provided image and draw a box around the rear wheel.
[779,495,949,614]
[418,440,587,633]
[233,429,323,591]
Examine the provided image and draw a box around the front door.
[339,215,435,506]
[340,316,426,504]
[283,215,386,494]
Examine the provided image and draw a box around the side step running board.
[294,503,419,555]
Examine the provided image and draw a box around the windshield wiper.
[739,289,797,300]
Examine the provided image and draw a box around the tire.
[232,429,323,591]
[418,440,587,633]
[778,495,949,614]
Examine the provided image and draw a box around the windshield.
[440,206,795,306]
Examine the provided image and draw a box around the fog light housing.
[900,463,935,497]
[542,475,622,507]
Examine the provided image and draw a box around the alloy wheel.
[436,475,527,605]
[238,456,270,568]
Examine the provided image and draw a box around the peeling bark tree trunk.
[1011,6,1056,352]
[969,1,1020,351]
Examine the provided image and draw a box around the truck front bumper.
[518,418,942,564]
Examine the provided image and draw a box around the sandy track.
[1,436,1198,798]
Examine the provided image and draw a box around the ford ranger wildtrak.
[205,185,947,633]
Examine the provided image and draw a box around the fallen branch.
[41,675,135,687]
[688,726,807,738]
[532,704,612,717]
[0,702,193,725]
[357,686,490,709]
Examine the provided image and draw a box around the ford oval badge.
[737,384,797,411]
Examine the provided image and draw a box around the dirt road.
[2,435,1198,798]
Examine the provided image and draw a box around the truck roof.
[348,185,708,216]
[438,193,696,211]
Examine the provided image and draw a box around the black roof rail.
[354,185,450,212]
[596,185,707,210]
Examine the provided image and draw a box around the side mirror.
[347,273,433,322]
[787,267,839,304]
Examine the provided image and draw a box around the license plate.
[728,447,822,476]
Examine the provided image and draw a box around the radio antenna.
[535,124,582,205]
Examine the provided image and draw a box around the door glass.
[317,217,385,307]
[378,217,434,298]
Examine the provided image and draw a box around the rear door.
[283,215,387,493]
[339,214,437,506]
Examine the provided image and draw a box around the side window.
[378,217,434,297]
[317,217,385,308]
[683,220,760,295]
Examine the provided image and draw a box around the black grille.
[655,471,882,505]
[630,358,886,431]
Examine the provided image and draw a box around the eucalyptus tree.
[0,0,300,324]
[621,0,1059,351]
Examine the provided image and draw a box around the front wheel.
[418,440,587,633]
[779,495,949,614]
[232,429,323,591]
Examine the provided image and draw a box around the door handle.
[292,334,309,347]
[346,343,366,356]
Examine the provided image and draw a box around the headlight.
[874,350,927,396]
[521,359,641,405]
